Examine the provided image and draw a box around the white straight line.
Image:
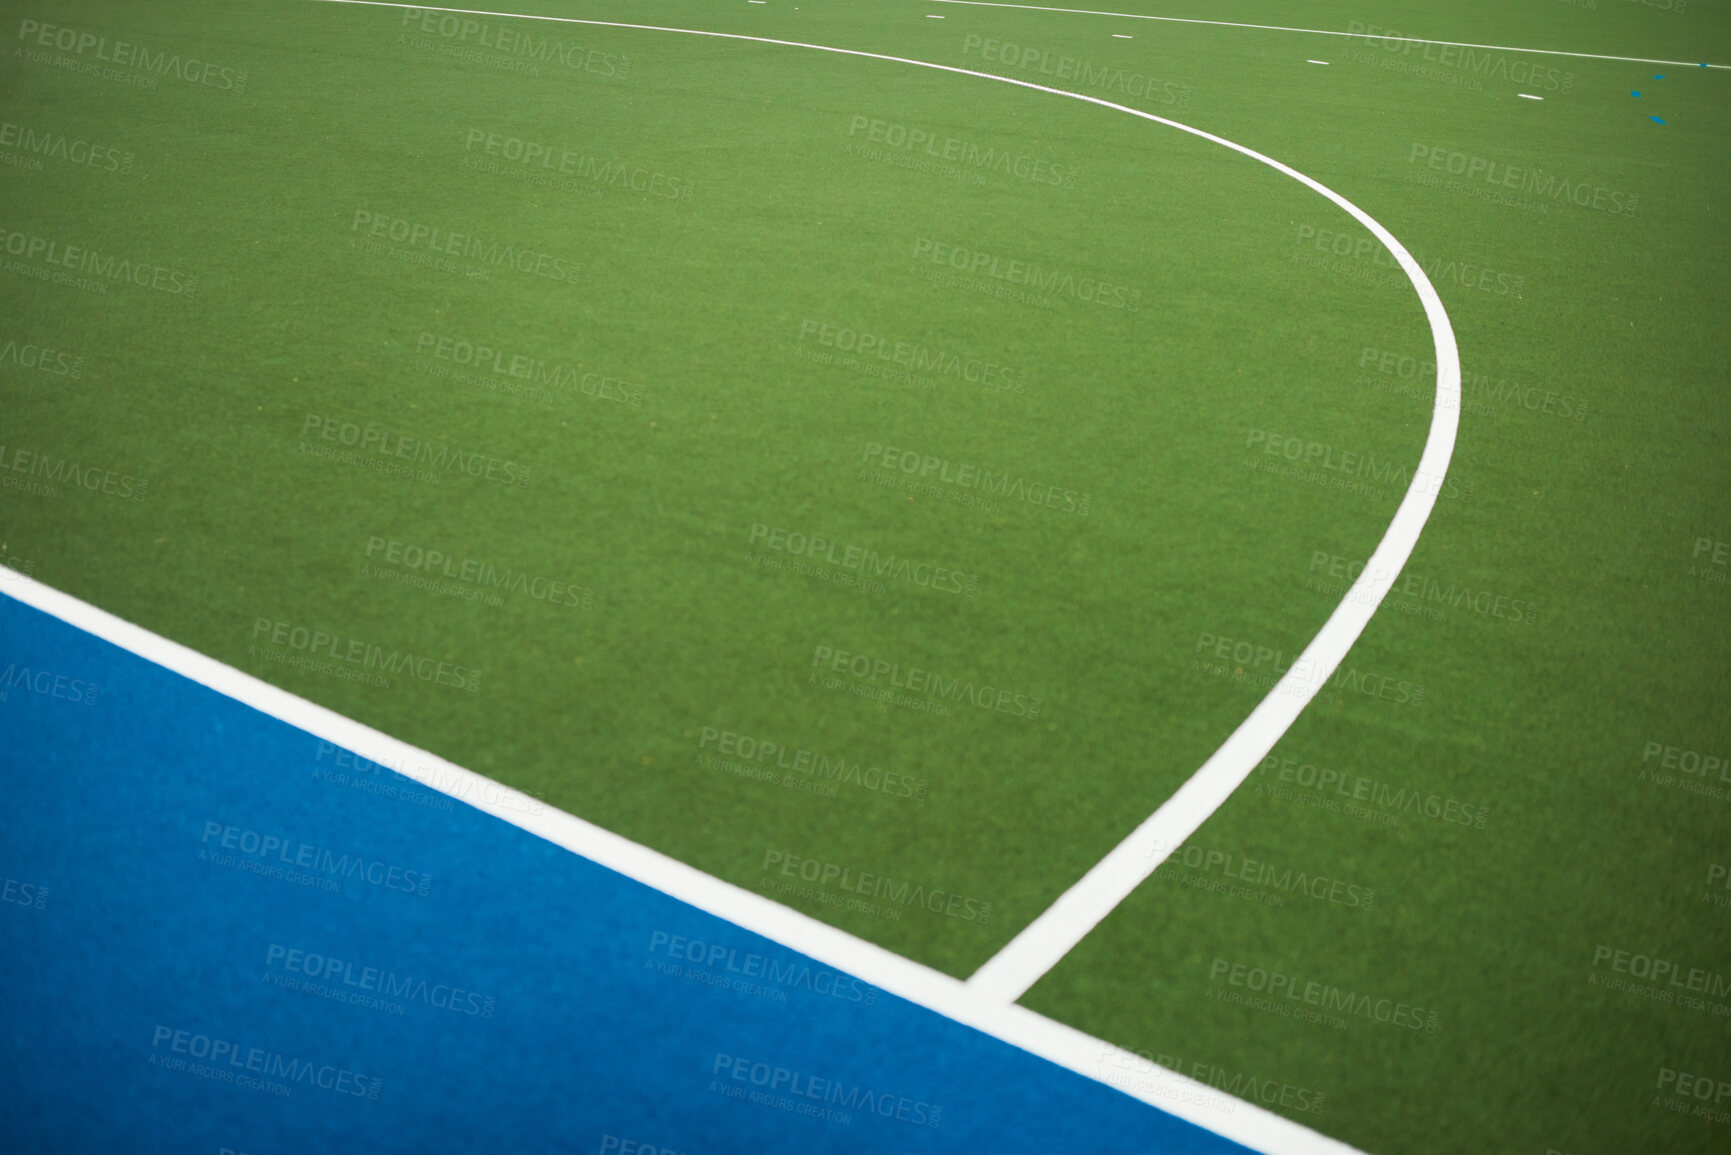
[928,0,1730,70]
[0,571,1367,1155]
[36,4,1453,1149]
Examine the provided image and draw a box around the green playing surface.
[3,1,1727,1151]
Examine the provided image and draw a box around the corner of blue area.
[0,593,1253,1155]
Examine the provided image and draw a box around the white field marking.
[964,132,1461,997]
[0,573,1364,1155]
[1520,94,1543,100]
[930,0,1731,70]
[106,3,1443,1148]
[1307,60,1329,65]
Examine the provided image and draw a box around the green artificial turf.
[2,1,1726,1152]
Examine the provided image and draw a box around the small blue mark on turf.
[1650,116,1665,124]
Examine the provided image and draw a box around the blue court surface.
[0,592,1249,1154]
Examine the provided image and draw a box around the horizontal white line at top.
[927,0,1731,70]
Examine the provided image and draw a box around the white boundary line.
[0,572,1366,1154]
[9,3,1467,1149]
[929,0,1730,70]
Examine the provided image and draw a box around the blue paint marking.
[0,593,1252,1155]
[1632,91,1641,97]
[1650,116,1666,124]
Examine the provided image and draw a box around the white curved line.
[318,0,1453,1118]
[929,0,1731,70]
[317,0,1465,1006]
[43,4,1454,1149]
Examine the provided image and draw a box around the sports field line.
[929,0,1731,70]
[319,0,1456,1008]
[29,3,1449,1146]
[0,571,1364,1155]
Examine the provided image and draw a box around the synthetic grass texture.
[1,1,1726,1153]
